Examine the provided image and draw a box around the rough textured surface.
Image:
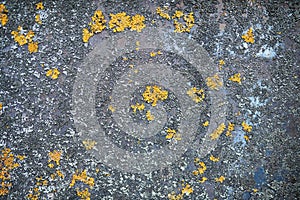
[0,0,299,199]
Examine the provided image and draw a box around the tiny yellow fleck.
[146,110,154,121]
[48,163,54,168]
[35,14,42,24]
[108,105,115,112]
[48,150,62,166]
[46,68,60,80]
[131,103,145,113]
[215,176,225,183]
[82,28,94,43]
[244,135,250,141]
[150,51,156,57]
[209,155,219,162]
[56,170,64,179]
[219,59,225,66]
[203,121,209,127]
[242,121,252,132]
[229,73,241,84]
[36,2,44,10]
[198,177,208,183]
[253,188,258,193]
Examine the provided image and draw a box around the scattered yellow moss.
[173,12,194,33]
[242,27,254,43]
[70,170,94,188]
[156,7,171,20]
[187,87,205,103]
[198,177,208,183]
[48,150,61,166]
[210,123,226,140]
[193,159,207,175]
[206,74,223,90]
[209,155,219,162]
[76,188,91,200]
[142,85,168,106]
[109,12,131,32]
[203,121,209,127]
[242,121,252,132]
[215,176,225,183]
[36,2,44,10]
[226,122,234,137]
[0,4,8,26]
[28,42,38,53]
[82,140,97,150]
[35,14,42,24]
[229,73,241,84]
[146,110,154,121]
[131,103,145,113]
[0,148,23,196]
[46,68,60,80]
[130,14,146,32]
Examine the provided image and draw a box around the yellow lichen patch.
[28,42,38,53]
[0,148,23,196]
[219,59,225,66]
[168,182,193,200]
[35,14,42,24]
[76,188,91,200]
[149,51,162,57]
[242,121,252,132]
[130,14,146,32]
[206,74,223,90]
[82,140,97,150]
[209,155,220,162]
[173,12,194,33]
[46,68,60,80]
[131,103,145,113]
[253,188,258,193]
[0,102,2,110]
[27,187,40,200]
[108,105,115,112]
[181,183,193,195]
[187,87,205,103]
[193,159,207,175]
[244,135,250,141]
[210,123,226,140]
[146,110,154,121]
[109,12,131,32]
[56,170,64,179]
[82,28,94,43]
[156,7,171,20]
[48,150,61,166]
[35,176,48,186]
[89,10,106,34]
[70,170,94,188]
[198,177,208,183]
[0,4,8,26]
[215,175,225,183]
[226,122,234,137]
[142,85,168,106]
[36,2,44,10]
[229,73,241,84]
[242,27,254,43]
[203,121,209,127]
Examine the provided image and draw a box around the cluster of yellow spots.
[168,182,193,200]
[131,102,145,113]
[192,158,207,175]
[35,14,42,24]
[218,59,225,70]
[83,10,146,43]
[36,2,44,10]
[11,27,38,53]
[145,110,155,121]
[46,68,60,80]
[150,50,162,57]
[142,85,168,106]
[242,121,252,141]
[209,155,220,162]
[165,128,181,140]
[206,74,223,90]
[156,7,195,33]
[27,187,40,200]
[210,123,226,140]
[0,4,8,26]
[0,148,25,196]
[242,27,254,43]
[48,150,62,168]
[226,122,235,137]
[70,169,94,200]
[108,105,115,113]
[229,73,242,84]
[187,87,205,103]
[82,140,97,150]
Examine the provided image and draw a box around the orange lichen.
[193,158,207,175]
[46,68,60,80]
[82,28,94,43]
[215,175,225,183]
[242,121,252,132]
[142,85,168,106]
[229,73,241,84]
[146,110,154,121]
[0,4,8,26]
[165,128,181,140]
[35,14,42,24]
[36,2,44,10]
[156,7,171,20]
[130,14,146,32]
[70,170,94,188]
[76,188,91,200]
[109,12,131,32]
[48,150,61,166]
[173,12,194,33]
[28,42,38,53]
[242,27,254,43]
[209,155,220,162]
[168,182,193,200]
[131,103,145,113]
[89,10,106,34]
